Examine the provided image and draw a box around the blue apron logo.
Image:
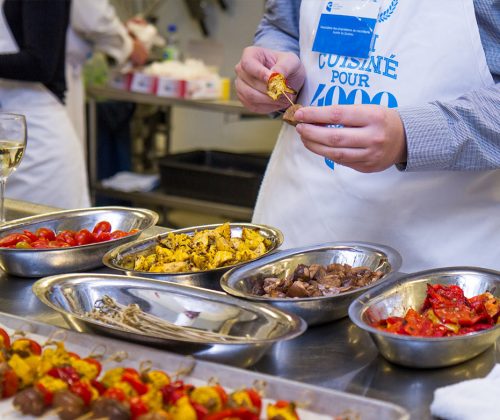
[378,0,398,23]
[326,2,333,12]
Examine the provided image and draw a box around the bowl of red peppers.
[0,206,158,277]
[348,267,500,368]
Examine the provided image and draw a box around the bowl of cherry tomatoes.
[0,206,158,277]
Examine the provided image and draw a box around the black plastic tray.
[158,150,269,207]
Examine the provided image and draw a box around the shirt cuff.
[397,104,453,171]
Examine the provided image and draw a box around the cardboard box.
[129,73,157,94]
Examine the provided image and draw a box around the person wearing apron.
[66,0,150,146]
[0,0,90,209]
[235,0,499,273]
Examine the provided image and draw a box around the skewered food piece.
[0,325,306,419]
[127,223,272,273]
[283,104,303,126]
[252,263,384,298]
[267,73,296,101]
[372,284,500,337]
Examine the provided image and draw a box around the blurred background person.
[66,0,149,145]
[0,0,90,209]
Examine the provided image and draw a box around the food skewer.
[1,325,303,420]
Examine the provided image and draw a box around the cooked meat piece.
[53,390,86,420]
[257,262,384,298]
[287,281,310,298]
[283,104,303,126]
[91,398,131,420]
[13,387,46,416]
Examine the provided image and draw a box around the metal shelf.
[87,85,259,115]
[86,86,262,221]
[94,184,253,221]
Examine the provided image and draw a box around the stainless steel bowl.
[0,207,158,277]
[349,267,500,368]
[32,273,306,367]
[102,223,283,291]
[220,241,402,326]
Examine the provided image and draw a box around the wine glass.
[0,113,27,223]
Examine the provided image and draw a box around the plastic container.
[163,24,181,61]
[158,150,269,207]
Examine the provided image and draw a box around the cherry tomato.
[35,228,56,241]
[205,407,258,420]
[47,366,80,385]
[30,239,50,249]
[0,233,32,247]
[110,230,129,240]
[91,379,106,396]
[0,328,11,348]
[129,396,149,418]
[23,230,38,242]
[93,231,111,242]
[193,402,210,420]
[36,382,54,406]
[2,368,19,398]
[56,230,77,246]
[47,240,71,248]
[103,387,127,402]
[213,384,228,407]
[75,229,94,246]
[93,221,112,235]
[245,388,262,412]
[161,380,194,405]
[121,370,148,395]
[70,381,93,406]
[15,241,32,249]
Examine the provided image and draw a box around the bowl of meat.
[220,241,402,326]
[348,267,500,368]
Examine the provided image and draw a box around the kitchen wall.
[113,0,282,154]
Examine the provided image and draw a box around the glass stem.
[0,178,6,223]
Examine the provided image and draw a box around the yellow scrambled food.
[130,223,271,273]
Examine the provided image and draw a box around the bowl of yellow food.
[102,222,283,291]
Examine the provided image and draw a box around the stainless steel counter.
[0,199,498,420]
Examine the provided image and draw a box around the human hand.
[234,46,305,114]
[129,37,148,67]
[294,105,407,173]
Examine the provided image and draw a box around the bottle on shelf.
[163,24,181,61]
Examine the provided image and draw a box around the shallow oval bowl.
[348,267,500,368]
[102,223,283,291]
[0,207,158,277]
[32,273,306,367]
[220,241,402,326]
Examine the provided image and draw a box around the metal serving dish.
[349,267,500,368]
[102,223,283,291]
[33,273,306,367]
[0,312,410,419]
[220,241,402,326]
[0,207,158,277]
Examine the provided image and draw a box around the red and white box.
[154,77,186,98]
[108,72,133,90]
[184,78,221,100]
[129,72,157,94]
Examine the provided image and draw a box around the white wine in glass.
[0,113,27,223]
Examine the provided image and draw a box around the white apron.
[253,0,499,272]
[0,0,90,209]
